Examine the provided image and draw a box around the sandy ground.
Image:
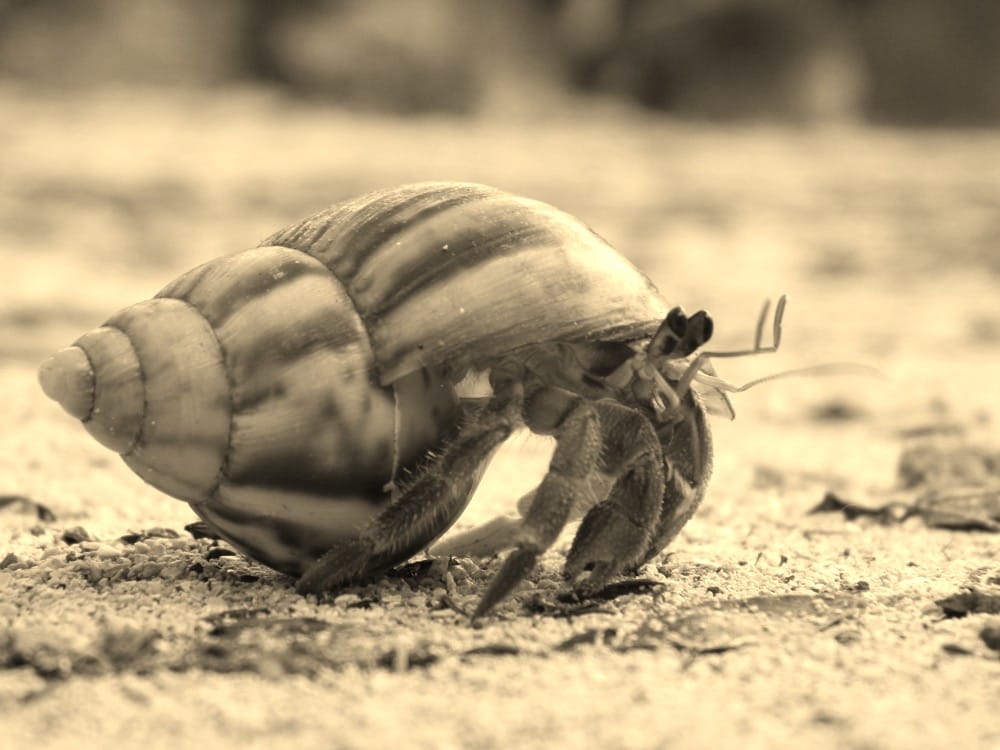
[1,87,998,749]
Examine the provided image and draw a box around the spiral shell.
[39,182,670,574]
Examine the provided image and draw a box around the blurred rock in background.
[842,0,1000,125]
[0,0,998,123]
[0,0,247,86]
[555,0,864,122]
[245,0,482,113]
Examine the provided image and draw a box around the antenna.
[668,295,880,415]
[672,295,786,402]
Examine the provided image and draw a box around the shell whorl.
[39,345,97,422]
[261,181,670,383]
[40,300,229,500]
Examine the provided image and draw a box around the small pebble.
[141,543,168,557]
[456,558,483,578]
[135,562,163,578]
[0,602,19,622]
[159,563,187,580]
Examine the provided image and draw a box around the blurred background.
[1,0,1000,123]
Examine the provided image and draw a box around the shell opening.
[38,346,95,420]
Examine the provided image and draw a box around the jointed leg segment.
[472,396,604,616]
[475,397,671,616]
[564,401,666,586]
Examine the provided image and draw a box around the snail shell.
[39,182,670,575]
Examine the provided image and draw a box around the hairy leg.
[296,384,523,595]
[564,400,666,587]
[472,395,604,617]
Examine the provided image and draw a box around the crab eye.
[650,307,688,356]
[684,311,713,352]
[666,307,688,336]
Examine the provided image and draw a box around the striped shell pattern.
[38,182,672,576]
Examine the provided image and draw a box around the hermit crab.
[38,182,783,616]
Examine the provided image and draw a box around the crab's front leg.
[296,380,523,595]
[474,390,669,617]
[471,388,604,616]
[562,400,668,587]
